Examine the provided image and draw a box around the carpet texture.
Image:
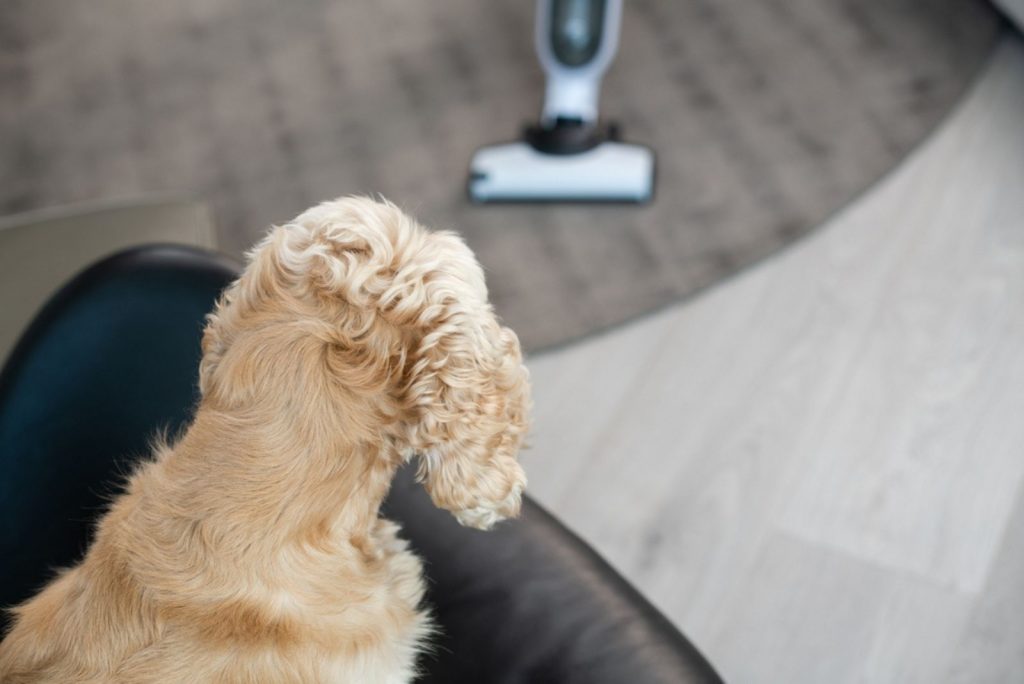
[0,0,1002,350]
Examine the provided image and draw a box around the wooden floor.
[520,35,1024,684]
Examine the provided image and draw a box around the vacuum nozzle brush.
[468,138,654,204]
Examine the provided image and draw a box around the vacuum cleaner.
[468,0,655,204]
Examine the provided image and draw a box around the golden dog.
[0,197,530,683]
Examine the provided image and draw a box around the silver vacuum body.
[468,0,655,203]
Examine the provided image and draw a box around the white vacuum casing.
[469,141,654,203]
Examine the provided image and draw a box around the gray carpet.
[0,0,1002,350]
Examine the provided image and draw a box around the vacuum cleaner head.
[468,0,655,204]
[468,140,654,204]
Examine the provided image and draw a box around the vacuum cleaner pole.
[542,77,601,125]
[536,0,623,125]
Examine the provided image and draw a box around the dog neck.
[215,401,391,522]
[124,385,402,577]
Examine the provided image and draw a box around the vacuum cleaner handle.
[536,0,623,126]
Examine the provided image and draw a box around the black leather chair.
[0,245,721,683]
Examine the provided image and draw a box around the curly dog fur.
[0,197,531,683]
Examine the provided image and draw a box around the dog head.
[199,196,530,529]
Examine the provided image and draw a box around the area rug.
[0,0,1003,350]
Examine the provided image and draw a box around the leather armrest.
[384,466,722,683]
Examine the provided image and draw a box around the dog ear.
[402,275,530,530]
[272,210,533,528]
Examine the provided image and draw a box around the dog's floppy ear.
[400,245,530,529]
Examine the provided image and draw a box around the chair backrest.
[0,245,238,623]
[0,200,217,366]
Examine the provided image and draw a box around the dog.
[0,197,531,683]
